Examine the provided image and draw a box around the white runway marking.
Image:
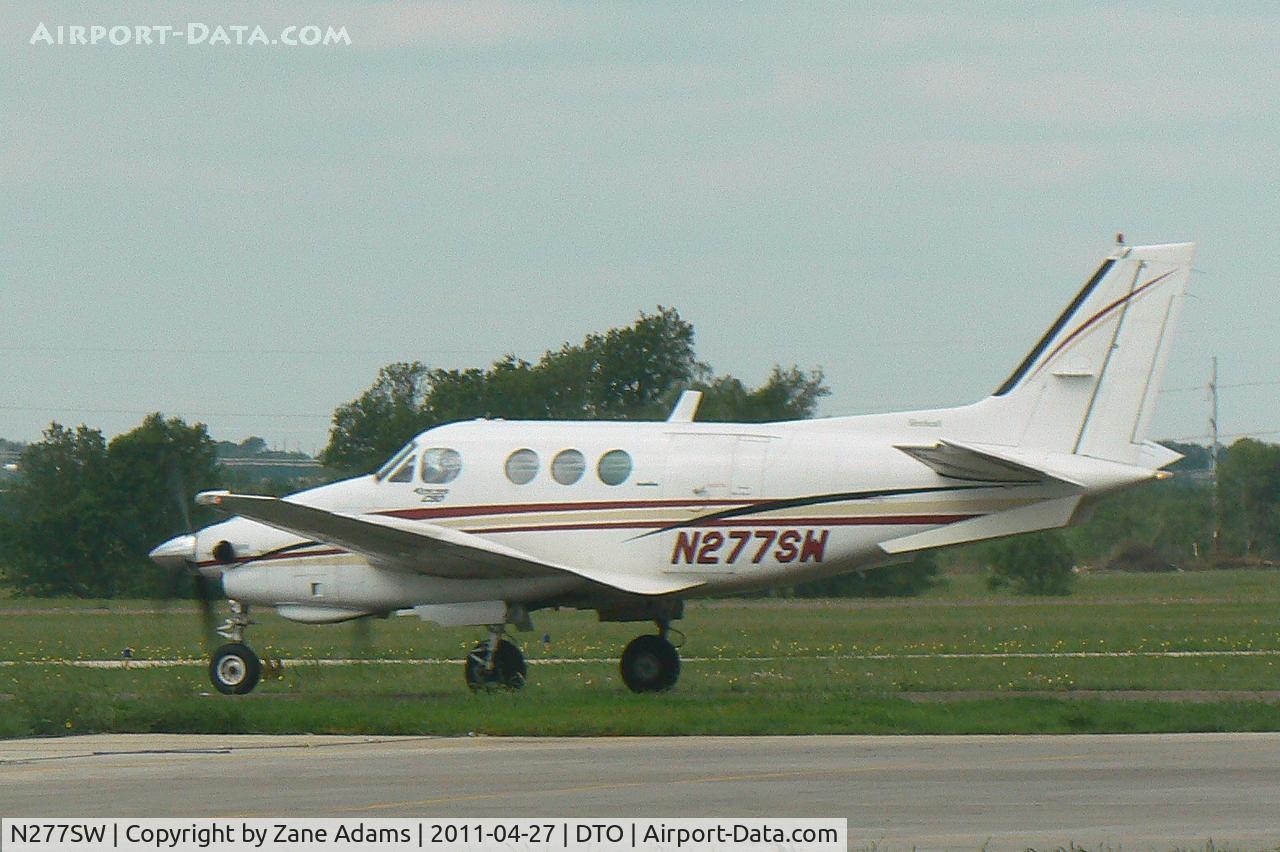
[3,648,1280,668]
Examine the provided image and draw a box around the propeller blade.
[192,571,219,648]
[167,462,193,534]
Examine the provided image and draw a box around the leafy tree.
[1161,440,1213,473]
[237,436,268,456]
[986,531,1075,595]
[107,414,222,569]
[1,424,123,596]
[579,306,700,418]
[321,307,828,474]
[321,361,433,472]
[1216,438,1280,559]
[697,366,829,423]
[0,416,220,597]
[1063,480,1212,569]
[1104,542,1174,572]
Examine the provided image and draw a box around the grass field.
[3,570,1280,739]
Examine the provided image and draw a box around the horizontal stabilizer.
[879,495,1083,554]
[897,441,1054,484]
[1137,441,1184,470]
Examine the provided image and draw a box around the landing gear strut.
[620,620,680,693]
[209,601,261,695]
[464,624,526,691]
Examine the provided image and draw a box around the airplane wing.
[198,492,701,597]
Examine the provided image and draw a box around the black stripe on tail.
[992,258,1116,397]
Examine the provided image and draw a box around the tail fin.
[969,242,1194,466]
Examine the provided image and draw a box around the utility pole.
[1209,356,1220,557]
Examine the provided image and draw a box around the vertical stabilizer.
[971,242,1194,466]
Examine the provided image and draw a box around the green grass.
[2,569,1280,739]
[6,663,1280,740]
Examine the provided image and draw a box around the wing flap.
[199,492,701,597]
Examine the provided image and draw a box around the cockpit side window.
[374,441,417,481]
[387,454,417,483]
[421,448,462,484]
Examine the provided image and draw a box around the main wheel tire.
[620,634,680,693]
[464,639,527,691]
[209,642,261,695]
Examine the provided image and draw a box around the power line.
[1161,378,1280,394]
[0,346,495,356]
[0,405,329,419]
[1168,429,1280,443]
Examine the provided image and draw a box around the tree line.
[0,308,827,597]
[0,416,221,597]
[1,306,1276,599]
[319,307,827,474]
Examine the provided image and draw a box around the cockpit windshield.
[374,441,417,481]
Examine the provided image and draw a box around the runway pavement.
[2,733,1278,848]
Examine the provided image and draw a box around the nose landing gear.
[210,641,261,695]
[209,601,261,695]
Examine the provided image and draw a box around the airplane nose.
[149,534,197,569]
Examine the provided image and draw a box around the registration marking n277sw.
[671,529,828,565]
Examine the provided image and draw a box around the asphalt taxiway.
[2,733,1277,848]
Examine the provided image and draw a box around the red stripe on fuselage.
[197,547,346,568]
[201,514,979,566]
[469,514,979,535]
[378,497,761,522]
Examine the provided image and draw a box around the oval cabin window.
[597,449,632,486]
[505,448,539,485]
[551,449,586,485]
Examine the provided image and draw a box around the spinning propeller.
[148,466,220,646]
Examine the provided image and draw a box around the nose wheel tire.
[464,638,526,691]
[620,634,680,693]
[209,642,262,695]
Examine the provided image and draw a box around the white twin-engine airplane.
[152,241,1195,696]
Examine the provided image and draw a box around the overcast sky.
[4,3,1277,454]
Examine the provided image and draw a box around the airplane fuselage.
[199,410,1077,620]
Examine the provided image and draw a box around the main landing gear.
[620,621,681,693]
[209,601,261,695]
[460,616,681,694]
[464,624,527,691]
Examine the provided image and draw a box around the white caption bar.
[2,818,846,851]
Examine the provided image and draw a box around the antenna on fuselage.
[667,390,702,423]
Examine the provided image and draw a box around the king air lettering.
[670,529,829,566]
